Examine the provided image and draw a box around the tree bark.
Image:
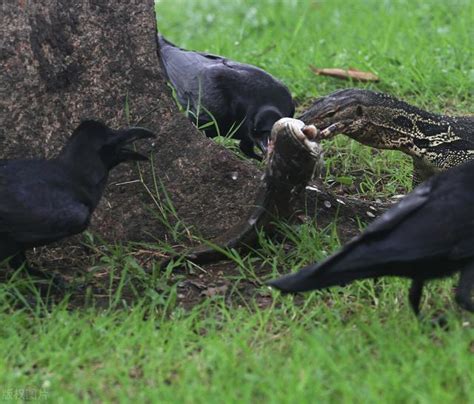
[1,0,261,245]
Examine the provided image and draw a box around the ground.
[1,0,473,402]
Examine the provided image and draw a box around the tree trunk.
[1,0,261,245]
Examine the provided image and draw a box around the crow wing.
[269,166,474,292]
[329,173,474,270]
[0,160,92,246]
[159,36,268,118]
[158,35,226,112]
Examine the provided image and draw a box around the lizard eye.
[356,106,363,116]
[324,110,337,118]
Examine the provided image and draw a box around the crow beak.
[255,133,270,156]
[115,127,155,161]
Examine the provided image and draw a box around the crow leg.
[9,250,67,290]
[373,277,383,296]
[1,239,20,267]
[9,250,28,270]
[1,241,26,271]
[409,279,424,316]
[455,262,474,313]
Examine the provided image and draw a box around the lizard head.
[298,89,392,149]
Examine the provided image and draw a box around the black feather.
[158,34,295,160]
[0,120,153,283]
[268,160,474,315]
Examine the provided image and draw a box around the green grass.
[1,286,472,402]
[157,0,473,110]
[1,221,473,402]
[1,0,473,402]
[157,0,473,197]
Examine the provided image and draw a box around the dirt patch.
[1,181,392,311]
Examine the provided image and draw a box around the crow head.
[63,120,155,169]
[252,106,287,156]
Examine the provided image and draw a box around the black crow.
[268,159,474,316]
[0,120,154,285]
[158,34,295,160]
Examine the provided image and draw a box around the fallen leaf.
[309,66,380,82]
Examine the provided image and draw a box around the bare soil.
[1,178,393,311]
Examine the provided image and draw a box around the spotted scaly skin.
[299,89,474,184]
